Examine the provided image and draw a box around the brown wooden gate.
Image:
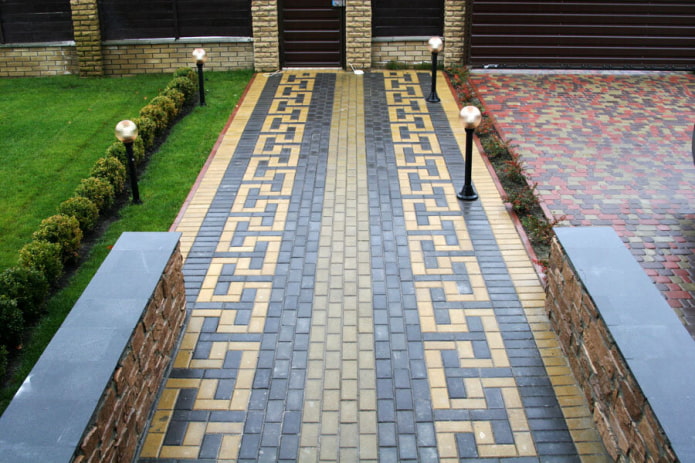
[469,0,695,69]
[279,0,344,68]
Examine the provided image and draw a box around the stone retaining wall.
[545,227,695,462]
[0,232,186,463]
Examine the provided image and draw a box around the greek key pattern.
[140,73,317,460]
[383,71,536,460]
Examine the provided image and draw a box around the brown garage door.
[280,0,344,68]
[469,0,695,69]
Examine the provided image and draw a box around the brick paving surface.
[137,71,609,462]
[471,71,695,338]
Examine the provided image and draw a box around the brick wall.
[545,238,678,462]
[70,0,104,76]
[1,0,470,76]
[0,45,78,77]
[102,41,253,76]
[371,39,433,68]
[73,242,186,463]
[251,0,280,71]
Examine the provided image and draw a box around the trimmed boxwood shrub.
[75,176,115,212]
[139,104,168,136]
[150,95,177,122]
[0,266,49,322]
[132,116,157,151]
[161,88,186,115]
[0,345,7,379]
[0,297,23,349]
[18,240,63,285]
[59,196,99,233]
[166,76,197,104]
[174,67,196,81]
[91,156,126,194]
[105,138,145,167]
[33,214,82,265]
[105,140,126,165]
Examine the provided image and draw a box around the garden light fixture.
[426,37,444,103]
[115,120,142,204]
[192,48,207,106]
[457,106,482,201]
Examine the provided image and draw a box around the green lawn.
[0,69,254,413]
[0,74,174,269]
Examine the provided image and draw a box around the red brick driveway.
[471,71,695,338]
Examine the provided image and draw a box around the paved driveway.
[471,71,695,338]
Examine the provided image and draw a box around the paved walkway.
[136,71,608,462]
[471,71,695,338]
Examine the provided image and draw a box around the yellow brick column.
[70,0,104,76]
[443,0,466,67]
[251,0,280,71]
[345,0,372,70]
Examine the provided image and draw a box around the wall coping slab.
[555,226,695,461]
[0,232,182,463]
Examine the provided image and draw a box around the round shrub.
[0,297,23,348]
[132,116,157,150]
[0,345,8,379]
[91,156,126,194]
[166,76,197,104]
[174,67,196,82]
[58,196,99,233]
[150,95,177,122]
[75,176,115,212]
[133,137,146,165]
[33,214,83,265]
[162,87,186,114]
[139,104,168,135]
[18,240,63,285]
[106,137,145,166]
[105,140,127,166]
[0,266,49,322]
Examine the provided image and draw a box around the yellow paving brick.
[218,434,242,459]
[139,432,165,458]
[160,446,200,459]
[182,422,206,446]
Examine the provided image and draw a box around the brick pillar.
[252,0,280,71]
[443,0,466,67]
[70,0,104,76]
[345,0,371,70]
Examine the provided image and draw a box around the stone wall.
[0,44,78,77]
[0,232,186,463]
[74,239,186,463]
[545,227,695,462]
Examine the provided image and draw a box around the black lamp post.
[457,106,482,201]
[192,48,207,106]
[426,36,444,103]
[115,120,141,204]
